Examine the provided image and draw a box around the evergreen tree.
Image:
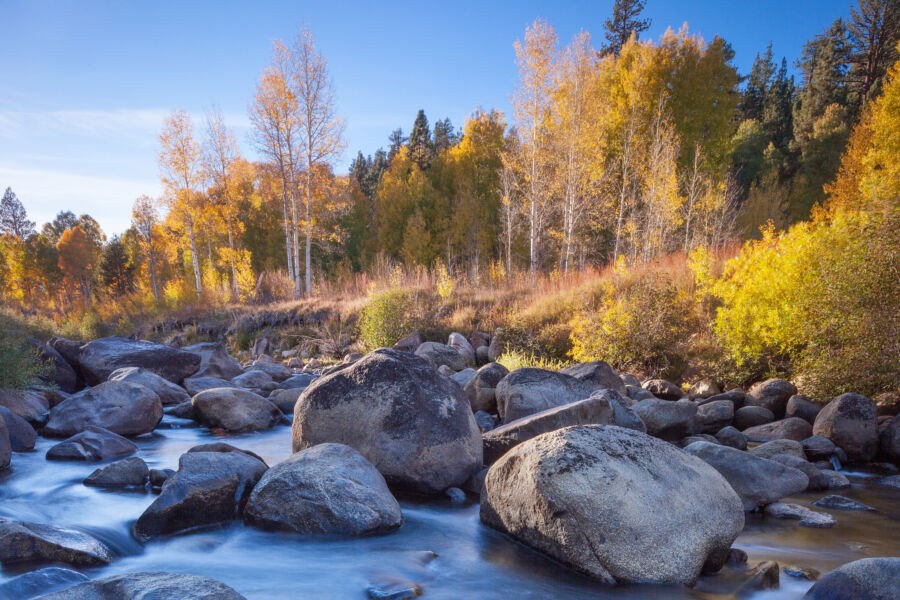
[763,58,796,155]
[350,151,370,191]
[408,109,433,169]
[0,188,35,239]
[848,0,900,106]
[794,18,851,146]
[387,128,407,163]
[98,235,135,297]
[740,43,776,122]
[601,0,651,55]
[433,117,457,153]
[366,149,388,198]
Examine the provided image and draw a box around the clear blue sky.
[0,0,850,235]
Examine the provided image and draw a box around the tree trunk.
[188,220,202,296]
[281,173,295,284]
[305,165,312,297]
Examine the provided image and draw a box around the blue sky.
[0,0,849,235]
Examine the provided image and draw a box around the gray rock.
[813,393,879,463]
[292,348,481,494]
[249,360,292,382]
[597,389,646,433]
[84,457,149,488]
[764,502,835,528]
[46,427,138,461]
[480,425,744,585]
[641,379,683,400]
[475,345,490,365]
[191,387,282,433]
[813,495,877,512]
[366,577,422,600]
[688,380,721,400]
[782,565,821,581]
[108,366,190,405]
[487,332,503,362]
[474,410,498,432]
[77,337,200,385]
[251,337,270,357]
[164,400,195,420]
[0,405,36,451]
[182,376,235,396]
[738,560,781,593]
[414,341,467,371]
[632,398,697,441]
[133,451,267,541]
[450,368,477,388]
[35,572,247,600]
[879,414,900,464]
[560,361,626,395]
[437,365,454,376]
[496,368,594,424]
[0,419,8,471]
[0,567,88,599]
[182,342,243,380]
[482,395,613,464]
[43,381,162,437]
[803,435,837,461]
[231,369,273,389]
[626,385,656,401]
[621,373,641,387]
[149,468,174,490]
[277,373,316,390]
[30,339,79,394]
[822,470,851,489]
[186,442,267,466]
[445,487,466,503]
[244,443,402,535]
[715,426,747,450]
[734,405,776,430]
[748,378,797,418]
[392,330,423,353]
[786,394,822,424]
[696,400,734,434]
[683,441,809,510]
[0,389,49,425]
[771,454,829,491]
[804,557,900,600]
[0,518,111,566]
[876,475,900,488]
[464,363,509,413]
[448,332,475,365]
[744,417,813,442]
[680,434,719,447]
[749,439,807,460]
[269,388,304,414]
[698,389,746,409]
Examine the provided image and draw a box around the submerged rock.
[36,571,247,600]
[0,518,112,567]
[46,427,138,461]
[83,456,149,488]
[764,502,835,528]
[812,495,877,512]
[0,567,88,599]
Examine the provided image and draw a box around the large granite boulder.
[84,457,149,488]
[560,361,626,395]
[480,425,744,585]
[804,557,900,600]
[45,426,137,461]
[182,342,243,380]
[182,376,235,396]
[594,389,646,433]
[496,368,593,423]
[244,443,402,535]
[631,399,697,441]
[0,405,36,451]
[191,388,282,433]
[77,337,200,385]
[747,378,797,418]
[770,454,829,491]
[0,389,49,425]
[36,572,247,600]
[880,414,900,464]
[292,348,481,494]
[108,367,190,405]
[230,369,273,389]
[43,381,162,437]
[786,394,822,425]
[133,451,267,541]
[463,362,509,413]
[743,417,813,442]
[734,405,776,430]
[696,400,734,434]
[447,332,475,365]
[749,439,807,460]
[482,395,613,464]
[683,441,810,510]
[414,342,467,371]
[813,393,879,463]
[0,518,111,566]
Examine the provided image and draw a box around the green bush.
[358,288,416,351]
[0,312,53,391]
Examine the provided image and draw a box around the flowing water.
[1,416,898,599]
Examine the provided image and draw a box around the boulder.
[133,451,267,541]
[0,567,88,599]
[29,339,78,394]
[43,380,162,437]
[680,434,719,447]
[560,361,627,395]
[77,337,200,385]
[786,394,822,424]
[482,395,613,464]
[804,558,900,600]
[596,389,646,433]
[879,414,900,464]
[47,337,85,372]
[475,345,490,365]
[84,457,149,488]
[470,331,490,349]
[770,454,829,491]
[0,405,36,451]
[696,400,734,434]
[251,337,270,357]
[822,470,851,489]
[186,442,267,466]
[463,362,509,413]
[683,441,810,510]
[249,360,292,382]
[803,435,837,461]
[292,348,481,494]
[244,443,402,535]
[749,439,807,460]
[191,388,282,433]
[0,419,9,470]
[487,332,503,362]
[0,389,49,424]
[626,385,656,401]
[474,410,498,432]
[715,426,747,450]
[231,369,273,389]
[35,572,247,600]
[46,426,138,461]
[878,475,900,488]
[813,393,879,463]
[813,495,877,512]
[743,417,813,442]
[739,560,781,593]
[631,399,697,441]
[450,367,477,389]
[392,330,423,353]
[277,373,316,390]
[414,341,467,372]
[875,392,900,416]
[688,380,721,400]
[164,400,195,420]
[734,405,776,430]
[748,378,797,418]
[0,518,111,566]
[641,379,683,401]
[698,389,746,409]
[269,388,304,414]
[496,368,593,423]
[108,367,190,405]
[183,376,235,396]
[764,502,835,528]
[182,342,243,380]
[448,332,475,364]
[480,425,744,585]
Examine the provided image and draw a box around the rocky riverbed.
[0,335,898,599]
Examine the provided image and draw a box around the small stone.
[726,548,748,567]
[812,494,876,512]
[782,565,819,580]
[738,560,780,593]
[445,487,466,504]
[149,468,174,490]
[764,502,835,528]
[474,410,498,433]
[84,457,148,488]
[366,578,422,600]
[822,470,851,489]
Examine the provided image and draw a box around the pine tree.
[763,58,796,155]
[387,128,407,163]
[601,0,651,56]
[408,110,433,169]
[848,0,900,106]
[794,18,851,146]
[433,118,456,153]
[0,188,35,239]
[740,43,776,122]
[99,235,135,297]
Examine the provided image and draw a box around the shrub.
[358,287,416,351]
[496,349,568,372]
[0,312,52,391]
